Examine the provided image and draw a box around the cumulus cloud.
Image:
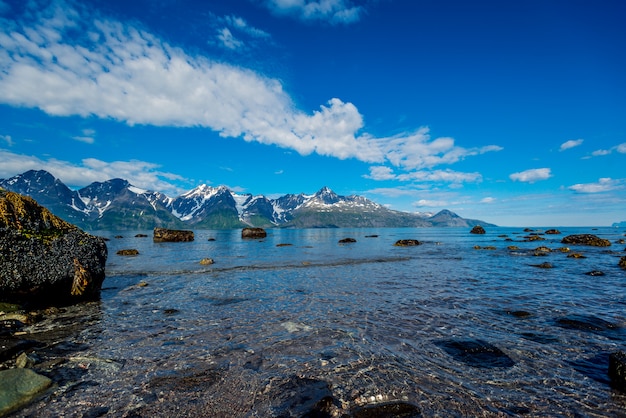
[263,0,363,24]
[0,149,185,195]
[0,0,501,179]
[480,197,495,203]
[568,177,623,193]
[509,168,552,183]
[559,139,583,151]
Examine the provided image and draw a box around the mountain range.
[0,170,495,230]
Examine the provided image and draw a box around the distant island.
[0,170,496,230]
[613,221,626,228]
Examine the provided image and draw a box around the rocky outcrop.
[470,225,485,234]
[241,227,267,239]
[0,190,107,306]
[153,227,194,242]
[561,234,611,247]
[545,229,561,234]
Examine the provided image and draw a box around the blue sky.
[0,0,624,226]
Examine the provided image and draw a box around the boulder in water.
[561,234,611,247]
[153,227,194,242]
[470,225,485,234]
[241,227,267,239]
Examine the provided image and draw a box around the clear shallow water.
[16,227,626,417]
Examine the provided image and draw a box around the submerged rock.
[556,314,620,333]
[339,238,357,243]
[0,368,52,416]
[153,227,194,242]
[0,190,107,306]
[434,339,514,368]
[609,351,626,392]
[241,227,267,239]
[619,256,626,270]
[561,234,611,247]
[470,225,485,234]
[531,262,553,269]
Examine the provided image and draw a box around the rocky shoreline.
[1,190,626,416]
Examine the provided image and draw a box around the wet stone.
[434,339,514,368]
[339,238,357,244]
[0,368,52,415]
[269,376,336,418]
[585,270,605,276]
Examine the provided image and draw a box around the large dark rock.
[153,227,194,242]
[0,190,107,306]
[241,227,267,239]
[561,234,611,247]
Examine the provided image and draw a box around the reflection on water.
[15,227,626,416]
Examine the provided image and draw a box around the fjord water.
[20,227,626,416]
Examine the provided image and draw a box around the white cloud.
[509,168,552,183]
[217,27,243,50]
[568,177,623,193]
[0,149,185,195]
[592,149,612,156]
[364,165,483,184]
[590,142,626,157]
[559,139,583,151]
[480,197,496,204]
[363,166,396,181]
[0,1,501,179]
[263,0,363,24]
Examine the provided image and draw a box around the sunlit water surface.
[16,227,626,417]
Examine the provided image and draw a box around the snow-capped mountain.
[0,170,495,230]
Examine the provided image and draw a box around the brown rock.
[545,229,561,235]
[394,239,421,246]
[470,225,485,234]
[117,249,139,256]
[153,227,194,242]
